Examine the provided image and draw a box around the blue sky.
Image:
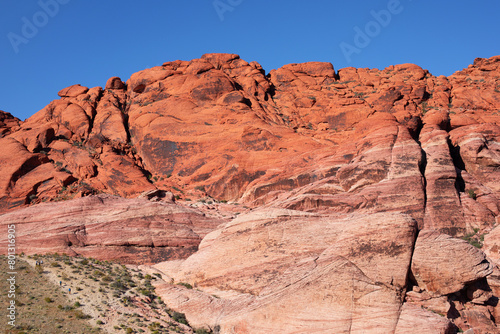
[1,0,499,121]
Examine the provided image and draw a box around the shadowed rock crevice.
[448,138,467,193]
[419,147,428,216]
[8,154,50,190]
[85,87,103,136]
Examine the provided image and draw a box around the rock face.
[155,211,419,333]
[1,54,500,332]
[0,110,20,137]
[0,194,223,264]
[411,230,493,296]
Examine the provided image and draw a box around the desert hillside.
[1,54,500,333]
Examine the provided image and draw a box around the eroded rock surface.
[411,230,493,296]
[155,211,419,333]
[1,54,500,332]
[0,194,222,264]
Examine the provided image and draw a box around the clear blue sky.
[1,0,499,121]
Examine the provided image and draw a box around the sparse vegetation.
[462,228,484,248]
[354,91,366,99]
[421,101,429,115]
[1,254,202,333]
[195,329,212,334]
[0,255,100,333]
[171,311,189,325]
[177,282,193,289]
[467,189,477,200]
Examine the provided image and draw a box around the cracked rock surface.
[1,54,500,333]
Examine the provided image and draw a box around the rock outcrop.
[0,194,223,264]
[411,230,493,296]
[1,54,500,332]
[154,211,419,333]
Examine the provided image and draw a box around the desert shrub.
[74,310,91,319]
[44,297,53,303]
[148,322,161,330]
[102,275,113,282]
[195,329,211,334]
[111,280,127,290]
[177,282,193,289]
[139,289,151,296]
[462,230,483,248]
[468,189,477,200]
[172,311,189,325]
[93,270,105,277]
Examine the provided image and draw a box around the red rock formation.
[154,211,420,333]
[0,194,222,264]
[411,230,492,296]
[1,54,500,332]
[0,110,20,137]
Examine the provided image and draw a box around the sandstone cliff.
[1,54,500,333]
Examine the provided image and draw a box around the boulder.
[411,230,493,296]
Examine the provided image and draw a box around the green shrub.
[421,101,429,115]
[139,289,151,296]
[74,310,91,319]
[176,282,193,289]
[462,230,483,249]
[172,311,189,325]
[111,280,127,290]
[44,297,53,303]
[93,270,105,277]
[195,329,211,334]
[102,275,113,282]
[148,322,161,330]
[468,189,477,200]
